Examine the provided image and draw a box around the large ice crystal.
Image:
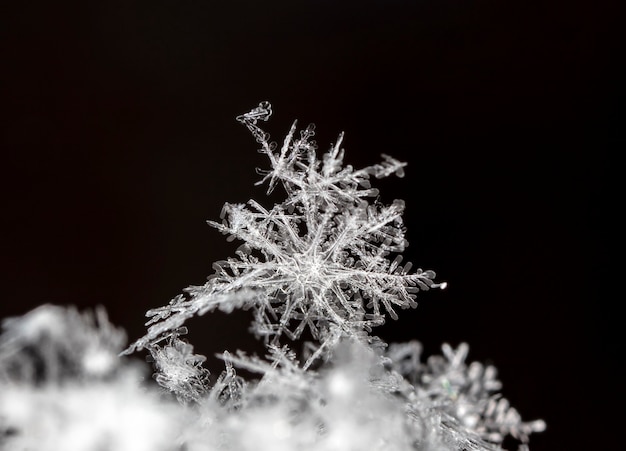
[125,101,444,365]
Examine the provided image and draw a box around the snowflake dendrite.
[125,102,444,357]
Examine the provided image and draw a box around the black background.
[1,1,622,450]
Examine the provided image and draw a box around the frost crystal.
[126,101,444,358]
[386,341,546,449]
[149,332,210,404]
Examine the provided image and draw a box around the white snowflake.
[125,102,445,358]
[386,341,546,449]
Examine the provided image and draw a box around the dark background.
[1,1,622,450]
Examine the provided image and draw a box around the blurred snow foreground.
[0,103,545,451]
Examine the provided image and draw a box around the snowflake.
[386,342,546,449]
[149,333,210,404]
[125,102,445,359]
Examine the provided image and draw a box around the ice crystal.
[125,101,445,359]
[149,331,210,404]
[385,342,546,450]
